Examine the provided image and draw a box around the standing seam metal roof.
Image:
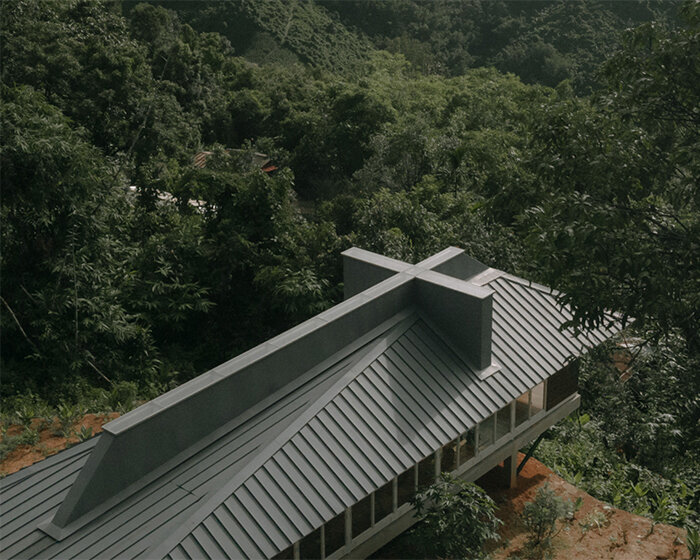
[0,249,621,560]
[160,300,615,560]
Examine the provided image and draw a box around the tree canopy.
[1,0,698,538]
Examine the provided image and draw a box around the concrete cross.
[342,247,500,374]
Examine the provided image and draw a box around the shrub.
[55,402,86,437]
[534,416,697,527]
[4,392,53,426]
[108,381,139,412]
[410,472,502,559]
[0,427,40,462]
[687,525,699,560]
[77,425,94,442]
[522,483,572,557]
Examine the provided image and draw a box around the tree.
[0,85,157,396]
[347,178,524,272]
[410,473,502,559]
[520,2,699,352]
[172,148,341,362]
[2,0,198,193]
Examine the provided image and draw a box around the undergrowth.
[534,415,697,528]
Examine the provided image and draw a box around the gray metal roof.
[488,273,617,387]
[162,312,511,560]
[1,328,382,559]
[0,247,621,559]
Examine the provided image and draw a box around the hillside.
[373,455,692,560]
[2,1,697,554]
[158,0,374,72]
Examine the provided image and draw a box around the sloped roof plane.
[0,247,620,559]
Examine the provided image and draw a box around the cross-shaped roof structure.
[1,247,620,559]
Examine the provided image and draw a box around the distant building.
[0,247,619,559]
[194,149,278,173]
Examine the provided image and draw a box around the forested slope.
[1,0,698,537]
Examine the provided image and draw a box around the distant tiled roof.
[193,150,274,171]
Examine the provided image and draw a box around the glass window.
[324,512,345,558]
[417,452,436,489]
[441,438,458,472]
[458,428,476,463]
[546,364,578,409]
[515,391,530,426]
[531,382,545,415]
[352,494,372,538]
[300,527,321,560]
[496,403,511,440]
[478,414,495,452]
[397,466,415,507]
[374,480,394,523]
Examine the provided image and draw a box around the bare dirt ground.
[0,413,119,475]
[373,453,690,559]
[481,454,690,560]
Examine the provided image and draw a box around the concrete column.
[502,452,518,489]
[345,507,352,549]
[456,433,461,467]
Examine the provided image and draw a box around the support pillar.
[502,452,518,489]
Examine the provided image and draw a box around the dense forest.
[1,0,698,539]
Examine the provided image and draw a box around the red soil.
[482,454,690,559]
[0,413,119,475]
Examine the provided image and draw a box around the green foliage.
[3,393,52,427]
[1,84,159,395]
[579,509,611,534]
[0,427,40,463]
[534,415,697,528]
[2,7,697,544]
[2,0,198,189]
[687,525,700,560]
[521,483,573,556]
[323,0,673,92]
[77,426,94,442]
[343,176,525,274]
[177,0,373,74]
[519,4,699,351]
[409,473,502,559]
[108,381,139,412]
[55,402,86,437]
[578,333,700,480]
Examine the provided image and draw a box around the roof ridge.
[41,268,417,540]
[145,310,419,560]
[495,272,562,297]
